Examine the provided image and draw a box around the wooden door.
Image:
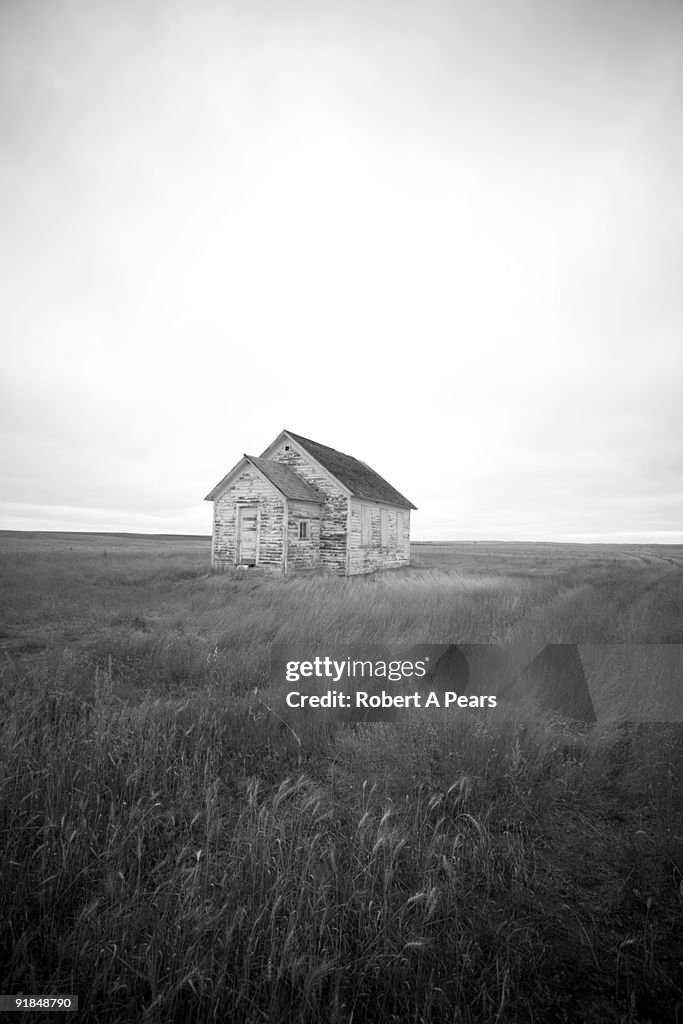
[237,506,258,564]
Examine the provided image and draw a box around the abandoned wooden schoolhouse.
[205,429,417,575]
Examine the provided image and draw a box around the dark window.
[298,520,309,540]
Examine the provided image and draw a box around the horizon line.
[1,529,681,548]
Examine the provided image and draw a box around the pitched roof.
[203,454,325,502]
[284,431,417,510]
[245,456,325,503]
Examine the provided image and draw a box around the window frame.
[380,508,389,547]
[298,519,310,540]
[360,504,372,547]
[396,511,404,545]
[390,510,398,546]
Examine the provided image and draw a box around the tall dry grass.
[1,534,682,1022]
[1,671,681,1023]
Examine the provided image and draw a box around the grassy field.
[0,532,682,1023]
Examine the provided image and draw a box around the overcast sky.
[2,0,682,541]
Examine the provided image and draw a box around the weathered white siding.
[286,500,321,571]
[212,466,285,571]
[347,499,411,575]
[270,443,348,574]
[209,434,414,576]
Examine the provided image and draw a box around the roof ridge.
[286,430,375,466]
[282,431,416,510]
[285,430,345,454]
